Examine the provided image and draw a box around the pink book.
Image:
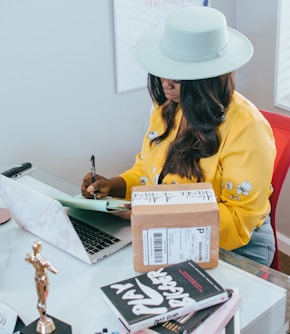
[192,288,241,334]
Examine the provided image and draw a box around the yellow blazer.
[120,92,276,250]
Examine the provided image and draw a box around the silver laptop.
[0,174,132,264]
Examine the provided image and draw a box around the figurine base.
[20,315,72,334]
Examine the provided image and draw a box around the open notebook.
[0,175,132,264]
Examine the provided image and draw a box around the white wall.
[0,0,151,185]
[1,0,289,250]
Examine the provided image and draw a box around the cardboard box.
[131,183,219,272]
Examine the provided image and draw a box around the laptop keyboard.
[71,218,121,254]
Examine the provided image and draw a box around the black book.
[100,260,229,333]
[142,289,236,334]
[144,301,227,334]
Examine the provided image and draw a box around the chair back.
[259,109,290,270]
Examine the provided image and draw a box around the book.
[100,260,229,333]
[14,173,131,213]
[53,194,131,212]
[135,289,240,334]
[192,288,241,334]
[222,311,240,334]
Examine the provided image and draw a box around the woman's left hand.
[110,210,131,221]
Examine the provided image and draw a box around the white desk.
[0,165,288,334]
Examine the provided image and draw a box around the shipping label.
[142,227,211,265]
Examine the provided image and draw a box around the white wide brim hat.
[135,6,253,80]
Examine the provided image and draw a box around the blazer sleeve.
[217,114,276,250]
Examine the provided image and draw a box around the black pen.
[90,155,97,199]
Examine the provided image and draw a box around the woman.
[81,7,276,266]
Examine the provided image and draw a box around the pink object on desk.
[0,208,11,225]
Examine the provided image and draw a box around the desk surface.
[0,164,289,334]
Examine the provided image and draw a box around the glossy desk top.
[0,163,288,334]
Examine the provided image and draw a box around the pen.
[90,155,97,199]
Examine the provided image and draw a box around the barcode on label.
[142,228,168,265]
[198,241,203,261]
[153,232,163,263]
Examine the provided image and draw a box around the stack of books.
[100,260,241,334]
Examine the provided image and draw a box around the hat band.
[159,41,230,63]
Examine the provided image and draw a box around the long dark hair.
[147,73,235,183]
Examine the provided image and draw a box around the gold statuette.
[25,241,58,334]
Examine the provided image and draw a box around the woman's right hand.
[81,173,112,199]
[81,174,127,199]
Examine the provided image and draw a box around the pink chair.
[259,109,290,271]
